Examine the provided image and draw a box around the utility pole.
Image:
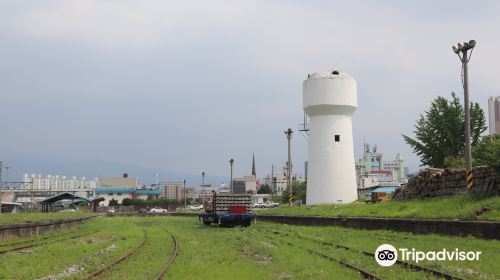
[31,178,34,210]
[183,179,186,209]
[229,159,234,193]
[271,164,274,201]
[201,171,206,205]
[452,40,476,189]
[4,166,10,189]
[285,128,293,205]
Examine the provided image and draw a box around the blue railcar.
[199,192,256,227]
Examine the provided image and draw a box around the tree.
[108,198,119,206]
[281,181,307,204]
[402,92,486,168]
[473,135,500,178]
[443,156,465,169]
[257,184,272,194]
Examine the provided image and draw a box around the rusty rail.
[0,230,96,255]
[153,231,179,280]
[80,231,148,279]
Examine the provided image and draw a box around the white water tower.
[303,69,358,205]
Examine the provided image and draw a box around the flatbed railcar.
[199,192,256,227]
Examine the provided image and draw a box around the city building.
[162,181,184,201]
[94,188,160,206]
[95,188,133,205]
[488,96,500,136]
[1,174,97,205]
[98,173,139,189]
[263,172,305,195]
[232,175,256,194]
[23,174,98,191]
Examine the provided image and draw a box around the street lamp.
[452,39,476,188]
[229,159,234,193]
[201,171,206,205]
[4,166,10,188]
[183,179,186,209]
[284,128,293,205]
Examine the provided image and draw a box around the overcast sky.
[1,1,499,180]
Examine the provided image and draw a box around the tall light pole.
[155,173,159,189]
[285,128,293,205]
[183,179,186,209]
[201,171,205,205]
[229,159,234,193]
[4,166,10,188]
[271,164,274,201]
[452,40,476,189]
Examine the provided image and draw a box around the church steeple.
[252,152,256,177]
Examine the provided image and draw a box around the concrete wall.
[257,215,500,240]
[0,215,99,241]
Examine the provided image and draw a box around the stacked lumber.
[393,166,497,200]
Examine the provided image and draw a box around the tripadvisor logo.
[375,244,398,266]
[374,244,482,266]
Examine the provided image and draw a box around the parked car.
[138,208,147,213]
[253,202,263,208]
[261,201,280,208]
[107,207,116,214]
[150,207,168,213]
[58,208,76,212]
[189,205,204,211]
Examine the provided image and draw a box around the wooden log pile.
[393,166,498,200]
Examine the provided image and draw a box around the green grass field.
[0,211,97,224]
[0,215,499,279]
[258,194,500,221]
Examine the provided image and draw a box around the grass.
[258,194,500,221]
[1,215,499,279]
[0,217,142,280]
[0,211,96,224]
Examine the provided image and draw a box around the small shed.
[39,193,91,212]
[1,202,23,213]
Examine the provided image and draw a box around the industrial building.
[355,143,408,196]
[355,143,408,182]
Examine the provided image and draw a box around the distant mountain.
[1,158,227,187]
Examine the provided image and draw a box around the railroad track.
[0,230,96,255]
[294,233,465,280]
[261,230,382,279]
[80,231,148,280]
[153,230,179,280]
[265,229,464,280]
[80,229,179,280]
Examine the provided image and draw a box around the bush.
[108,198,119,206]
[281,181,307,204]
[473,135,500,178]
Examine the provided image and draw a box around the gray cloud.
[1,1,499,181]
